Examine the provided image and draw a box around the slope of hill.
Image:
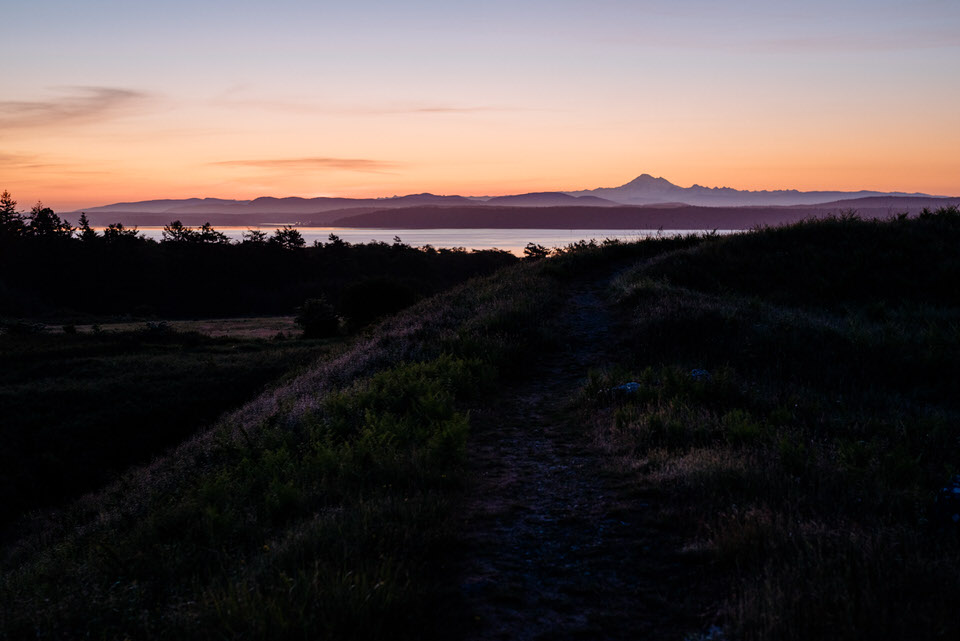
[483,192,620,207]
[79,197,249,214]
[786,195,960,211]
[73,193,480,217]
[3,209,960,639]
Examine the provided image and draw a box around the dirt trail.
[451,275,705,640]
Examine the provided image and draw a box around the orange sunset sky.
[3,1,959,211]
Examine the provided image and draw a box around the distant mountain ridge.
[77,193,482,216]
[565,174,940,207]
[67,174,951,226]
[481,192,620,207]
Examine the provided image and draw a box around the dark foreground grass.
[0,252,586,639]
[0,327,342,531]
[580,210,960,640]
[5,213,956,639]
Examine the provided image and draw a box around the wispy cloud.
[212,157,400,174]
[746,30,960,53]
[0,153,37,167]
[406,106,512,114]
[209,93,533,116]
[0,87,149,130]
[0,152,110,177]
[0,152,73,171]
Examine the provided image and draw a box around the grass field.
[71,316,301,338]
[578,210,960,640]
[0,321,342,533]
[2,316,301,338]
[2,210,958,639]
[0,253,571,639]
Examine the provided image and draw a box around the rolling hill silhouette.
[66,175,954,228]
[565,174,940,206]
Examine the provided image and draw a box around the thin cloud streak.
[209,95,535,116]
[746,30,960,53]
[408,106,514,114]
[583,23,960,53]
[0,152,115,180]
[0,87,150,131]
[353,105,537,115]
[213,157,401,174]
[0,152,92,172]
[0,153,37,167]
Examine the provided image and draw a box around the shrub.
[1,320,44,335]
[295,296,340,338]
[522,242,550,261]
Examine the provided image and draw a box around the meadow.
[580,208,960,639]
[0,250,563,639]
[1,208,958,639]
[0,323,343,535]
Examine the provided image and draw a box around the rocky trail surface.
[450,274,709,640]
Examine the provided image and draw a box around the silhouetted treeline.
[0,193,517,318]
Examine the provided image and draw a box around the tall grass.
[580,209,960,640]
[0,328,342,530]
[0,260,564,639]
[6,212,956,638]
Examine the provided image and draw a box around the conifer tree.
[26,202,72,238]
[0,190,24,238]
[77,213,98,242]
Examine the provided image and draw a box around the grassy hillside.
[0,251,576,639]
[0,324,342,532]
[581,208,960,640]
[2,210,959,639]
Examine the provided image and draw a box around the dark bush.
[523,242,550,261]
[295,297,340,338]
[1,320,45,335]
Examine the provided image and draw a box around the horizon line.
[53,175,954,212]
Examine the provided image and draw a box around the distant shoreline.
[109,226,730,254]
[75,197,960,231]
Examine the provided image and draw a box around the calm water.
[124,227,732,254]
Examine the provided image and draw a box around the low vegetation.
[0,324,343,532]
[580,207,960,640]
[1,203,958,639]
[0,254,567,639]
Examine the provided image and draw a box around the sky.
[2,0,959,210]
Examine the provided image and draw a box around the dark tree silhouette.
[162,220,193,242]
[241,228,268,244]
[162,220,228,244]
[326,233,348,248]
[162,220,188,243]
[0,190,24,238]
[0,199,519,318]
[197,222,229,244]
[270,225,306,250]
[77,213,98,242]
[295,296,340,338]
[522,242,550,261]
[26,202,72,238]
[102,223,141,243]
